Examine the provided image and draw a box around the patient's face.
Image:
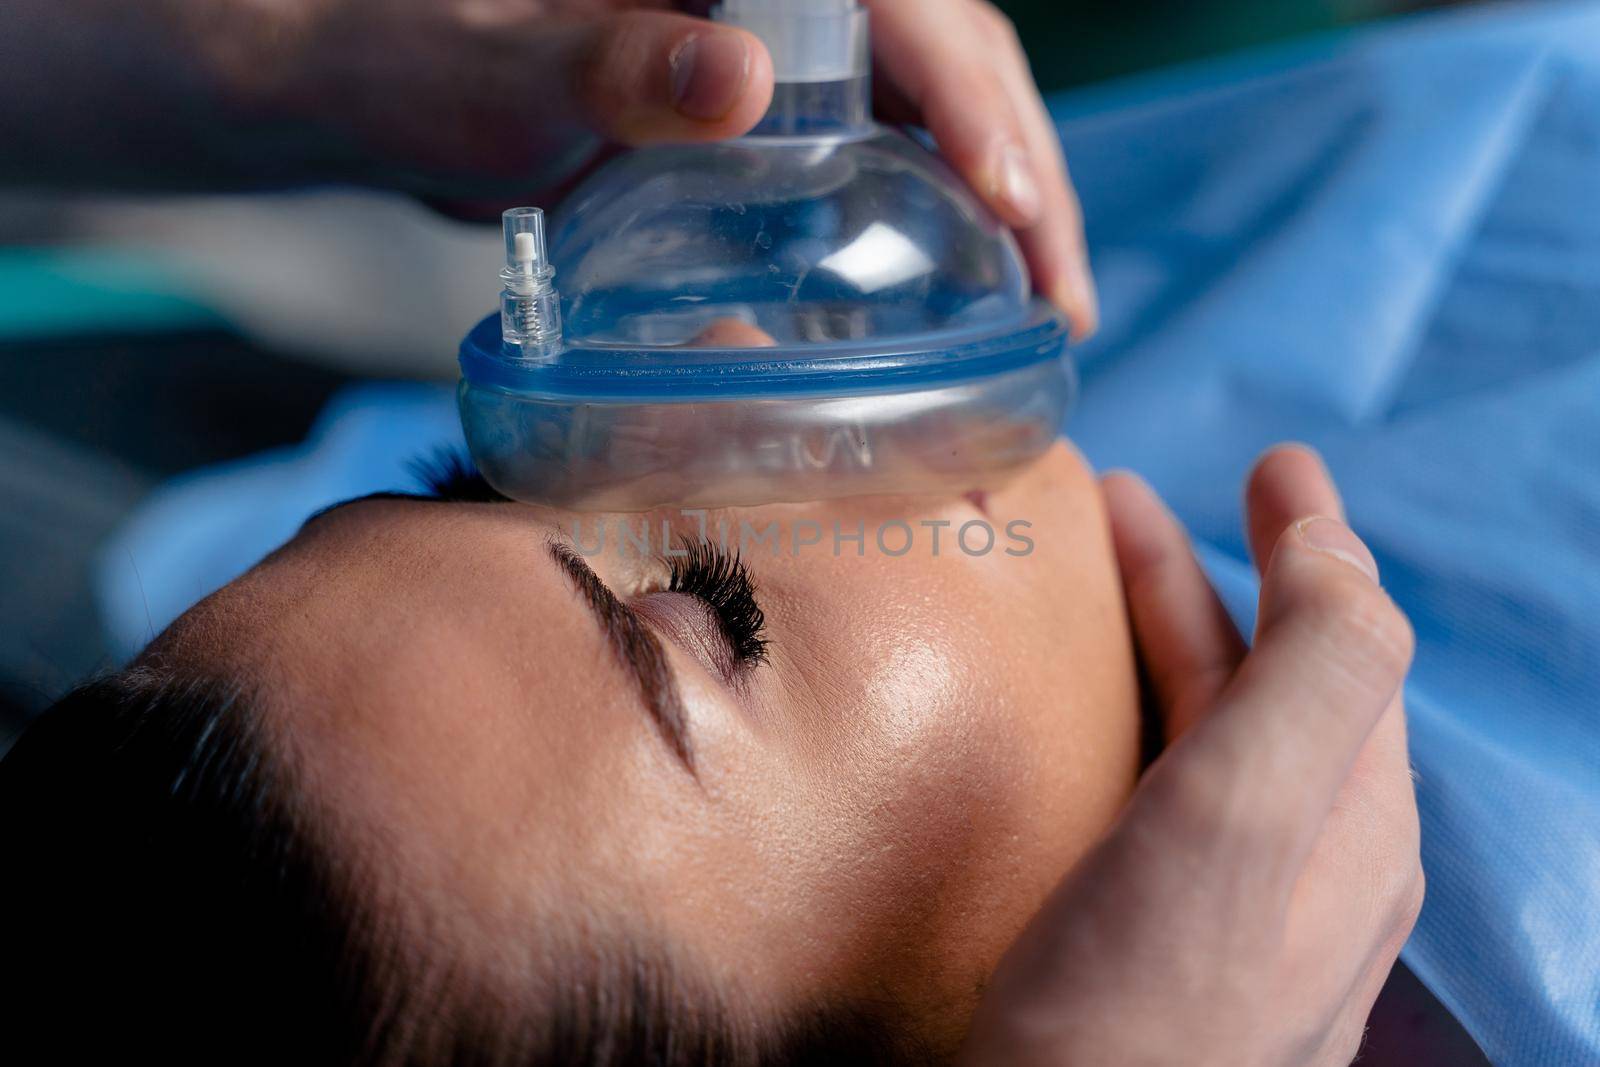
[145,442,1140,1050]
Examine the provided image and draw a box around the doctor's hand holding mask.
[6,0,1096,339]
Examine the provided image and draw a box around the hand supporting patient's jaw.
[962,445,1423,1067]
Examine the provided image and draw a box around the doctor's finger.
[1245,444,1347,580]
[868,0,1044,230]
[1282,691,1421,1054]
[547,11,774,145]
[973,1,1098,336]
[1240,443,1418,903]
[1102,472,1245,741]
[1136,517,1413,881]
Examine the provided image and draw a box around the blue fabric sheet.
[98,3,1600,1063]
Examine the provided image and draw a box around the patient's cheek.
[785,560,1137,1028]
[963,438,1143,878]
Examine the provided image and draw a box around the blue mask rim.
[459,297,1070,401]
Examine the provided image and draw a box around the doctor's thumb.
[554,13,774,146]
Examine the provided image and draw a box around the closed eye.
[664,540,769,669]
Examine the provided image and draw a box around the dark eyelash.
[409,448,509,503]
[667,540,769,667]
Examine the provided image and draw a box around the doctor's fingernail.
[1296,516,1380,583]
[670,32,751,122]
[995,144,1042,224]
[1054,275,1099,340]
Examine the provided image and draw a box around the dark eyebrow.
[299,493,694,771]
[546,540,695,773]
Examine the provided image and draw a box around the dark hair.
[0,670,923,1066]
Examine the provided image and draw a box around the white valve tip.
[514,231,539,267]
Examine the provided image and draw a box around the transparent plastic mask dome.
[458,0,1074,511]
[554,129,1031,349]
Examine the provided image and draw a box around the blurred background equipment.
[1004,0,1482,89]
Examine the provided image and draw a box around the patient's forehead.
[144,509,713,929]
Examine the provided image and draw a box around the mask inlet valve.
[499,207,563,354]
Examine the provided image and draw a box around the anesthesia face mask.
[457,0,1076,511]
